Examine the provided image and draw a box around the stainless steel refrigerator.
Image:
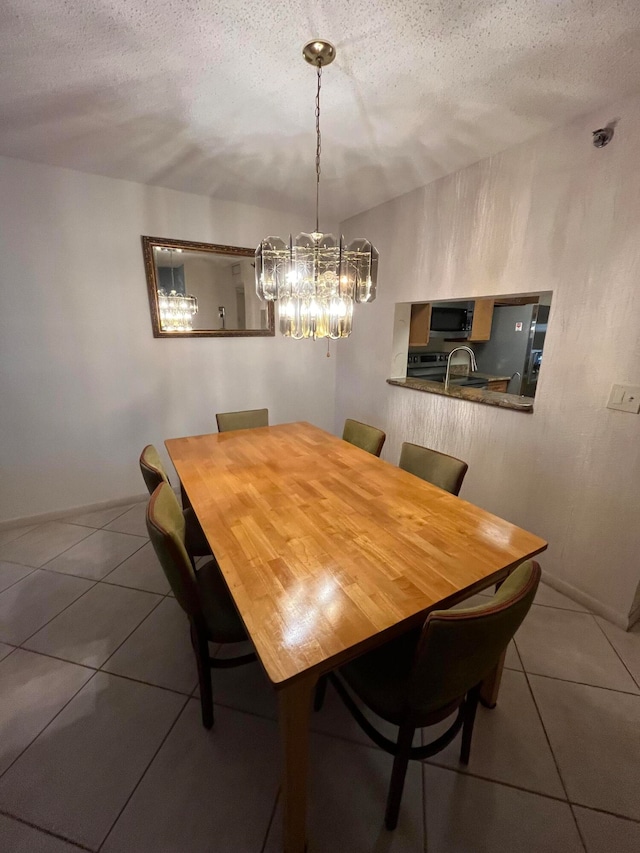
[474,304,549,397]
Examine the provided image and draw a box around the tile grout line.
[152,690,640,831]
[13,646,97,674]
[259,787,281,853]
[96,694,191,852]
[422,756,428,853]
[424,756,568,807]
[65,502,140,530]
[14,578,100,646]
[510,636,524,670]
[0,527,150,649]
[569,803,586,846]
[16,558,165,671]
[0,500,142,542]
[0,808,92,851]
[520,667,588,851]
[424,755,640,824]
[512,664,640,697]
[97,667,196,698]
[481,588,592,615]
[0,507,147,579]
[11,636,636,828]
[0,670,100,783]
[96,578,169,595]
[2,548,168,651]
[569,801,640,826]
[12,642,196,698]
[591,615,640,692]
[198,691,394,757]
[0,565,38,595]
[1,522,98,570]
[5,517,638,847]
[38,534,149,583]
[0,525,48,546]
[97,594,171,672]
[93,565,179,675]
[531,601,592,615]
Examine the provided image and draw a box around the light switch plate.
[607,384,640,413]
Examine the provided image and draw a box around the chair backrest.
[146,483,201,618]
[399,442,468,496]
[216,408,269,433]
[342,419,386,457]
[408,560,541,715]
[140,444,171,495]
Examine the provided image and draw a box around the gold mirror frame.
[142,236,275,338]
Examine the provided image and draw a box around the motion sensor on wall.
[592,120,618,148]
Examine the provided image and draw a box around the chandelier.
[157,248,199,332]
[255,40,378,339]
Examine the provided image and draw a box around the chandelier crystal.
[157,289,199,332]
[156,247,199,332]
[255,40,378,339]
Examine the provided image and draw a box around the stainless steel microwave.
[430,306,472,333]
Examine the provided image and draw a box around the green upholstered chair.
[399,441,468,496]
[342,418,386,457]
[139,444,210,558]
[146,483,256,729]
[216,408,269,433]
[315,560,541,829]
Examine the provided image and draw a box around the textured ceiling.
[1,1,639,221]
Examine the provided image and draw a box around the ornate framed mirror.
[142,236,275,338]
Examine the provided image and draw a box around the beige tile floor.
[0,505,639,852]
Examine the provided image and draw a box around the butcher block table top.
[165,421,547,687]
[167,421,547,852]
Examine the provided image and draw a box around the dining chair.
[139,444,210,558]
[216,408,269,432]
[342,418,386,457]
[146,482,256,729]
[398,441,468,496]
[315,559,541,830]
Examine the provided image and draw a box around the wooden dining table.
[165,421,547,853]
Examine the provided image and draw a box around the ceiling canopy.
[1,0,638,220]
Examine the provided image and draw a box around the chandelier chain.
[254,39,378,339]
[315,62,322,234]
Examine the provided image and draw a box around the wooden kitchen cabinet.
[486,379,509,393]
[468,298,495,341]
[409,303,432,346]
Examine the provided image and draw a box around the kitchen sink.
[408,371,489,389]
[446,376,489,388]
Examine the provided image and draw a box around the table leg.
[278,675,316,853]
[480,647,507,708]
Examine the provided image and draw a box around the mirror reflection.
[142,236,274,338]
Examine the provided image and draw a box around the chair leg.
[384,722,415,831]
[190,621,214,730]
[460,685,481,765]
[313,675,328,711]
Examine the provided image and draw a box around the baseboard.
[628,601,640,630]
[3,496,637,630]
[0,492,150,531]
[541,569,633,630]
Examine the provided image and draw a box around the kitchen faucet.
[445,346,478,390]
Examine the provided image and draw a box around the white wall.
[0,156,336,522]
[337,95,640,627]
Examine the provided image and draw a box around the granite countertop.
[387,376,534,413]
